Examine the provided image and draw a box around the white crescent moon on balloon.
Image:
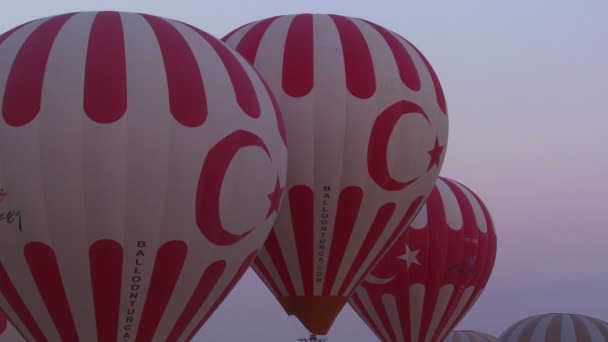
[196,129,273,246]
[365,273,396,285]
[367,100,432,191]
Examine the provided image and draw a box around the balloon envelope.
[224,13,448,334]
[499,313,608,342]
[445,330,497,342]
[350,177,497,342]
[0,11,287,341]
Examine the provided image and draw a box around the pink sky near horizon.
[1,1,606,340]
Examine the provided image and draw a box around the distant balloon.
[350,177,497,342]
[223,14,448,335]
[0,11,287,341]
[499,313,608,342]
[0,311,24,341]
[445,330,497,342]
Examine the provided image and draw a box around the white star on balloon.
[398,245,421,269]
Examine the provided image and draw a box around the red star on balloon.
[266,176,284,219]
[426,137,444,171]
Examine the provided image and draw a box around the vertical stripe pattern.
[0,11,287,341]
[223,13,448,334]
[499,313,608,342]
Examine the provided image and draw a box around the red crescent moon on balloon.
[196,130,273,246]
[368,100,431,191]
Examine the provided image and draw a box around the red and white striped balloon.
[444,330,497,342]
[350,177,497,342]
[0,11,287,341]
[223,14,449,334]
[0,312,24,341]
[499,313,608,342]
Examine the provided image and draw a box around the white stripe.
[310,13,352,296]
[353,289,392,342]
[273,197,305,296]
[382,293,405,342]
[255,249,289,296]
[249,15,308,296]
[504,316,537,342]
[581,316,607,342]
[409,284,425,342]
[222,21,257,46]
[560,313,576,342]
[113,12,173,338]
[40,12,98,340]
[452,181,488,233]
[529,313,553,341]
[436,178,463,231]
[424,284,454,342]
[436,286,475,340]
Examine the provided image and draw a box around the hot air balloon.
[445,330,497,342]
[0,311,25,341]
[223,14,449,335]
[499,313,608,342]
[0,11,287,341]
[350,177,497,342]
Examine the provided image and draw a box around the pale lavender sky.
[1,1,607,340]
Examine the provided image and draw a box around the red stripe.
[411,44,447,114]
[289,185,314,295]
[0,312,7,334]
[166,260,226,342]
[329,15,375,99]
[187,24,261,118]
[84,11,127,123]
[0,262,46,341]
[364,20,420,91]
[412,189,446,342]
[142,15,206,127]
[2,13,76,127]
[89,239,123,342]
[323,187,363,294]
[369,288,398,342]
[262,229,296,295]
[24,242,78,341]
[232,17,279,64]
[282,14,314,97]
[185,251,257,341]
[251,258,282,297]
[339,203,395,294]
[135,240,187,342]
